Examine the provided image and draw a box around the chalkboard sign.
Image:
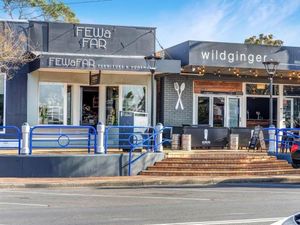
[89,71,101,85]
[248,125,265,150]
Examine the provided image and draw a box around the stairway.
[140,151,298,176]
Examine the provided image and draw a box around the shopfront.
[25,21,180,127]
[158,41,300,130]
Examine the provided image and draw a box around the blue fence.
[0,126,21,154]
[263,127,300,157]
[104,125,172,175]
[29,125,97,154]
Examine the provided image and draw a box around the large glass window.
[122,85,146,112]
[246,83,279,95]
[39,83,64,124]
[106,87,119,125]
[0,74,5,127]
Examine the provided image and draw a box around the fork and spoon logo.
[174,82,185,110]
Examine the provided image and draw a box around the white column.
[72,84,80,125]
[278,84,284,129]
[155,123,163,152]
[96,122,105,154]
[27,73,39,125]
[21,122,30,155]
[99,85,106,124]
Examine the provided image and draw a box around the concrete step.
[140,169,300,176]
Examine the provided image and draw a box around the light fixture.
[263,60,279,127]
[145,54,161,126]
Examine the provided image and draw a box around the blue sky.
[69,0,300,49]
[2,0,300,49]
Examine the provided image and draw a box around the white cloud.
[155,0,300,49]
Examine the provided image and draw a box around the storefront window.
[67,85,72,125]
[122,85,146,112]
[106,87,119,125]
[39,83,64,124]
[284,85,300,96]
[246,83,279,95]
[0,74,5,127]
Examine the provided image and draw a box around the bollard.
[21,122,30,155]
[155,123,163,152]
[96,122,105,154]
[268,124,276,153]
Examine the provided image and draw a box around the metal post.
[268,125,276,154]
[21,122,30,155]
[151,70,155,126]
[155,123,163,152]
[269,76,273,126]
[96,122,105,154]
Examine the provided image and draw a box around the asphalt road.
[0,183,299,225]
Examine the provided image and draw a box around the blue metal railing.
[29,125,97,154]
[104,125,172,175]
[0,126,21,154]
[262,127,300,157]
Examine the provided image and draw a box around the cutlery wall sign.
[174,82,185,110]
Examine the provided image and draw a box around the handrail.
[104,125,172,175]
[0,126,21,154]
[29,125,97,154]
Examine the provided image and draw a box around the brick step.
[165,155,273,160]
[140,169,300,176]
[146,165,292,171]
[156,160,287,165]
[166,153,269,158]
[153,162,290,169]
[162,159,279,164]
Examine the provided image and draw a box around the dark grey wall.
[6,65,28,127]
[161,75,194,127]
[0,153,164,177]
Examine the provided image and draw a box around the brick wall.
[162,75,193,126]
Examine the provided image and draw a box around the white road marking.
[0,202,48,207]
[146,217,284,225]
[166,188,300,195]
[0,190,210,201]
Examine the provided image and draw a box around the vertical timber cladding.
[162,75,193,127]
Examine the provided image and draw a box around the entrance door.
[196,95,239,127]
[227,97,240,128]
[80,87,99,126]
[283,98,294,128]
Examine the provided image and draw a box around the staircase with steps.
[140,151,298,177]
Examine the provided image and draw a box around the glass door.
[283,98,293,128]
[197,96,210,125]
[213,97,225,127]
[80,86,99,126]
[227,97,240,128]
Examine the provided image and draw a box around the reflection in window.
[39,83,64,124]
[0,74,5,127]
[106,86,119,125]
[284,86,300,96]
[246,83,279,95]
[67,85,72,125]
[122,86,146,112]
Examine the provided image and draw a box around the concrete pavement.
[0,175,300,188]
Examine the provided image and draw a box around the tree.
[244,34,283,46]
[0,23,36,79]
[1,0,78,23]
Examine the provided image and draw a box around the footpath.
[0,175,300,188]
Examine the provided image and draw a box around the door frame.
[193,94,242,127]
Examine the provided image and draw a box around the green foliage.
[2,0,79,22]
[244,34,283,46]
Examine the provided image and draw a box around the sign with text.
[89,71,101,85]
[29,21,155,56]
